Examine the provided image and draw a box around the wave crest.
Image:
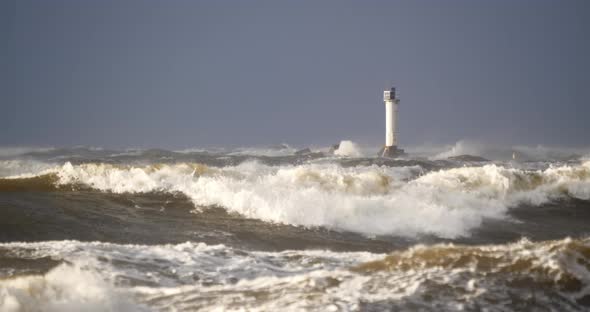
[0,262,138,312]
[1,238,589,310]
[2,160,589,238]
[353,237,590,309]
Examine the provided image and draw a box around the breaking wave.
[1,160,589,238]
[353,237,590,310]
[0,237,589,311]
[0,264,141,312]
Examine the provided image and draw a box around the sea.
[0,141,589,311]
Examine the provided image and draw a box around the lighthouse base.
[378,146,405,158]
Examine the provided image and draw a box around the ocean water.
[0,142,589,311]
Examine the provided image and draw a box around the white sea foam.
[0,240,382,311]
[0,263,142,312]
[27,159,586,238]
[0,238,588,311]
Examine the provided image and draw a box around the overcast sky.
[2,0,589,149]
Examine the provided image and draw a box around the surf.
[1,159,589,238]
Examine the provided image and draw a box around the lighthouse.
[378,86,405,157]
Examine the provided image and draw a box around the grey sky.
[2,0,589,149]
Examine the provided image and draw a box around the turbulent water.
[1,143,589,311]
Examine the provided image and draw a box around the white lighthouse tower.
[378,86,405,157]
